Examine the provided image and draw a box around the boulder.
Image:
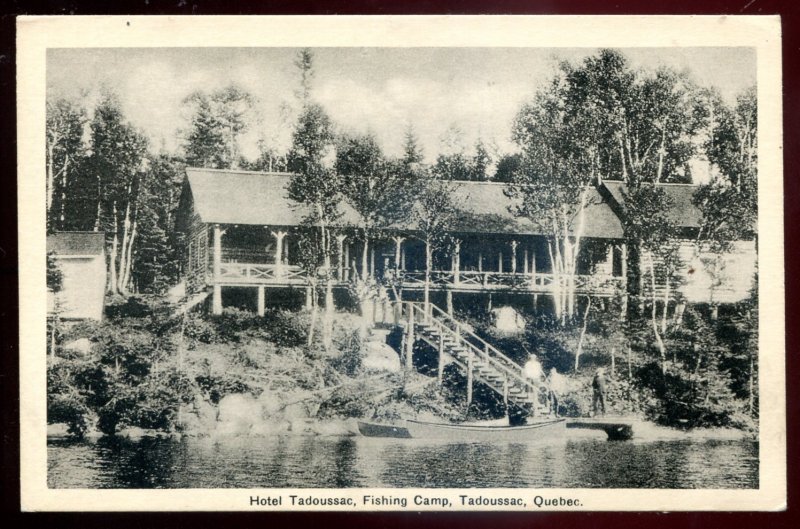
[63,338,92,356]
[257,389,283,418]
[47,423,70,438]
[492,306,526,334]
[218,394,261,423]
[283,401,311,420]
[362,341,401,372]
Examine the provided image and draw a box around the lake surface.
[48,433,759,489]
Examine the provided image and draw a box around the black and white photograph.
[18,15,785,511]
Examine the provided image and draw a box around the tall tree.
[469,138,493,181]
[410,175,459,312]
[509,76,593,323]
[400,124,424,173]
[46,98,87,231]
[558,49,705,184]
[182,85,256,169]
[85,91,149,295]
[336,132,417,284]
[287,49,341,351]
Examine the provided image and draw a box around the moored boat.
[405,418,566,441]
[357,420,412,438]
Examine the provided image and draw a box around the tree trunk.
[574,296,592,371]
[108,202,119,294]
[424,240,432,315]
[307,280,318,347]
[361,236,369,280]
[647,251,667,374]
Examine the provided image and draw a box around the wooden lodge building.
[176,167,756,316]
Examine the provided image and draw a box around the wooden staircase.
[395,301,549,415]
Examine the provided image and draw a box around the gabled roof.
[47,232,105,256]
[446,181,623,238]
[183,167,625,239]
[185,167,363,227]
[600,180,703,229]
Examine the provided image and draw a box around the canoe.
[405,418,566,442]
[357,420,411,438]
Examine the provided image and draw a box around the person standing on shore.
[591,368,607,417]
[546,367,565,417]
[523,355,544,419]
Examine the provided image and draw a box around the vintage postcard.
[17,15,785,511]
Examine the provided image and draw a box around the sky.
[47,47,756,164]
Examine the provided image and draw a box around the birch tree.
[182,85,256,169]
[410,176,458,314]
[287,49,341,351]
[509,76,593,324]
[85,91,149,295]
[46,98,87,231]
[336,132,415,284]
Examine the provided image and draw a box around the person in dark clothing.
[591,368,607,417]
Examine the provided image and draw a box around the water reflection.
[48,435,758,489]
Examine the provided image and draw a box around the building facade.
[47,232,107,321]
[176,168,756,315]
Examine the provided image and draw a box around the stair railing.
[402,301,539,398]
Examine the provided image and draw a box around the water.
[47,434,758,489]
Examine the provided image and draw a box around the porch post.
[393,236,404,271]
[305,286,313,310]
[446,290,454,316]
[511,240,518,274]
[606,243,614,275]
[212,224,224,315]
[271,230,286,278]
[336,234,346,281]
[478,251,483,273]
[370,247,376,278]
[405,302,414,371]
[344,242,350,280]
[257,286,265,316]
[523,248,529,275]
[452,239,461,285]
[498,251,503,273]
[532,254,537,285]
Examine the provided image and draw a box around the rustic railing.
[214,261,624,295]
[400,301,547,404]
[217,263,307,283]
[397,269,624,295]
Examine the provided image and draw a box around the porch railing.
[396,269,624,295]
[214,261,624,295]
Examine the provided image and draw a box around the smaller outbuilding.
[47,232,106,321]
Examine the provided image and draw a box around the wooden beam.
[438,332,445,384]
[466,352,474,406]
[511,240,518,274]
[212,224,223,315]
[257,286,265,316]
[405,303,414,371]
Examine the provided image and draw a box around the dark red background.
[0,1,796,527]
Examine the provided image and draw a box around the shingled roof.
[46,232,105,256]
[600,180,703,229]
[183,167,625,239]
[185,168,363,226]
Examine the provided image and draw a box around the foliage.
[47,252,63,292]
[182,84,257,169]
[696,86,758,247]
[46,97,88,231]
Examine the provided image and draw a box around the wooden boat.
[404,418,566,442]
[357,420,411,438]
